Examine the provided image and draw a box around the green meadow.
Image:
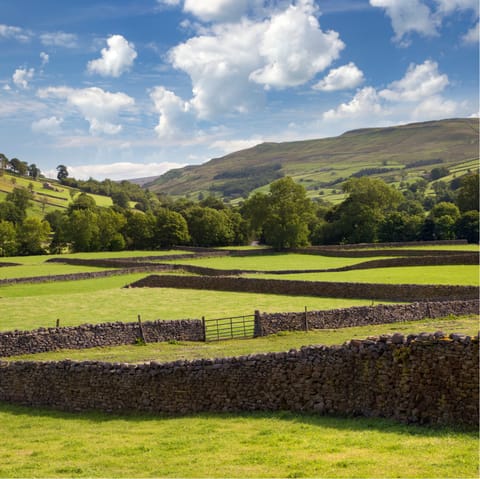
[0,246,478,478]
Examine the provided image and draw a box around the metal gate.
[203,314,255,342]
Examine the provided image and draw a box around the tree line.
[0,159,478,256]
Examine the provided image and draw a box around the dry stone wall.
[0,320,204,357]
[128,274,479,302]
[257,300,480,336]
[0,333,477,426]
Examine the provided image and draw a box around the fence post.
[254,310,262,337]
[56,318,60,328]
[137,314,147,344]
[202,316,206,342]
[304,306,309,332]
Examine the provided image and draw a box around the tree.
[455,211,479,244]
[154,208,190,248]
[0,153,8,176]
[185,206,234,247]
[9,158,28,176]
[16,217,51,255]
[456,173,479,212]
[111,191,130,209]
[242,177,314,250]
[56,164,69,183]
[123,211,156,250]
[5,187,33,224]
[0,220,17,256]
[68,192,96,212]
[28,163,41,180]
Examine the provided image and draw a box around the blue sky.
[0,0,478,180]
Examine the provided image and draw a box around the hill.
[144,118,479,202]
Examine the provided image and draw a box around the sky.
[0,0,478,181]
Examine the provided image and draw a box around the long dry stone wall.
[128,274,479,302]
[256,300,479,336]
[0,320,204,358]
[0,333,477,426]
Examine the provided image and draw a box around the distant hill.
[144,118,479,203]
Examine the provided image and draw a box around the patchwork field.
[0,243,478,478]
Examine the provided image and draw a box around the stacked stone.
[0,333,477,426]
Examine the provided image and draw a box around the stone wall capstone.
[0,333,477,426]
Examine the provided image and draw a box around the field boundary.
[1,300,477,357]
[1,332,477,426]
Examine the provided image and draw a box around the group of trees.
[0,168,478,257]
[0,153,41,180]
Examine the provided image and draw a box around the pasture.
[0,244,478,478]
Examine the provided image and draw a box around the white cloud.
[250,3,344,88]
[169,2,344,118]
[40,32,78,48]
[13,67,34,89]
[38,86,134,135]
[411,95,458,120]
[313,62,364,91]
[40,52,49,66]
[47,161,183,181]
[150,86,195,140]
[183,0,255,22]
[0,24,31,42]
[158,0,181,5]
[379,60,449,102]
[434,0,479,15]
[87,35,137,77]
[31,116,63,135]
[370,0,439,42]
[323,86,384,120]
[462,21,479,43]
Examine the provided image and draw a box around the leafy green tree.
[9,158,28,176]
[65,209,100,252]
[185,206,234,246]
[378,212,423,242]
[154,208,190,248]
[429,202,460,221]
[0,220,17,256]
[242,177,314,249]
[96,208,127,251]
[5,187,33,224]
[68,192,96,212]
[28,163,41,180]
[455,211,479,243]
[123,211,156,249]
[112,191,130,209]
[56,164,69,183]
[16,217,51,255]
[456,173,479,212]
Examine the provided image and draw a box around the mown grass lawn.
[0,404,477,478]
[8,315,478,363]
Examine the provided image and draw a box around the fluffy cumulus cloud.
[370,0,439,42]
[12,67,34,89]
[168,1,344,118]
[313,62,364,91]
[324,87,384,120]
[249,3,344,88]
[324,60,459,124]
[379,60,449,101]
[183,0,257,23]
[0,24,31,42]
[462,21,479,43]
[434,0,479,15]
[40,52,49,66]
[39,31,78,48]
[38,86,134,135]
[31,116,63,135]
[150,86,195,140]
[87,35,137,77]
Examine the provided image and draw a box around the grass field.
[8,315,478,363]
[251,265,479,285]
[0,274,383,331]
[0,404,476,478]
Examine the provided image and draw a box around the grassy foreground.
[8,315,478,363]
[0,404,476,478]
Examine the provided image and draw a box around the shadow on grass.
[1,401,476,438]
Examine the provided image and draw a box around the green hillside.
[145,118,479,202]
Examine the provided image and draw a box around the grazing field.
[251,265,480,286]
[163,253,392,270]
[0,275,383,332]
[0,404,476,478]
[8,315,478,363]
[0,263,110,280]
